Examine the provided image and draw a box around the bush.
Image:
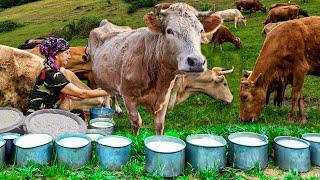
[0,20,23,33]
[125,0,160,14]
[51,16,101,41]
[0,0,39,9]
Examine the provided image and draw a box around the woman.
[27,37,108,116]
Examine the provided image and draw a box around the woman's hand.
[61,83,108,99]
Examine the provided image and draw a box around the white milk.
[304,136,320,143]
[91,121,114,128]
[1,134,19,139]
[146,141,185,153]
[231,137,266,146]
[188,138,223,147]
[98,137,131,147]
[0,140,5,147]
[57,137,90,148]
[16,134,52,148]
[86,134,104,141]
[277,139,309,148]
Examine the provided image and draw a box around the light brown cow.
[239,17,320,123]
[89,3,223,135]
[168,67,234,109]
[0,45,103,113]
[264,4,309,25]
[107,67,234,113]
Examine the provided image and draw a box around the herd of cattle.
[0,1,319,135]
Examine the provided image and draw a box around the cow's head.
[233,37,242,49]
[239,73,266,121]
[185,67,234,103]
[258,3,267,13]
[144,3,222,72]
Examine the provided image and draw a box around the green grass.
[1,0,320,179]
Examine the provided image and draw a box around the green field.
[1,0,320,179]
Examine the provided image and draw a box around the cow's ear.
[144,12,164,33]
[201,14,223,33]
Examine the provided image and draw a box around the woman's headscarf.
[39,36,70,71]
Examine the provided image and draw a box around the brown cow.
[236,0,267,14]
[0,45,104,113]
[264,4,309,25]
[211,25,242,52]
[262,22,283,37]
[19,41,97,89]
[239,17,320,123]
[89,3,223,135]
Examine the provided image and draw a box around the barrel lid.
[0,107,24,134]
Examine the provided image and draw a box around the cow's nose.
[187,57,196,66]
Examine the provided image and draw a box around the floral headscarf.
[40,37,70,71]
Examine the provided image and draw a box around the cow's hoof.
[288,114,297,123]
[132,127,140,136]
[300,116,307,124]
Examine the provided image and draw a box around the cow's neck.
[248,54,278,91]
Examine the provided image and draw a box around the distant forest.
[0,0,39,9]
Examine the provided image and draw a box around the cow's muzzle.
[186,57,206,72]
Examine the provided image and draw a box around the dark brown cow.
[239,17,320,123]
[236,0,267,14]
[211,25,242,52]
[89,3,223,135]
[264,4,309,25]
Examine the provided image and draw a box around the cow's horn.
[243,70,252,77]
[220,66,234,75]
[159,9,168,15]
[197,9,214,17]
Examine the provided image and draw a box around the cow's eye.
[200,29,204,33]
[224,83,227,86]
[166,29,174,35]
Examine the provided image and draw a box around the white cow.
[216,9,246,28]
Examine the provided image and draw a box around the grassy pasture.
[0,0,320,179]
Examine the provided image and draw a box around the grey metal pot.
[186,134,226,171]
[145,135,186,178]
[274,136,311,172]
[302,133,320,166]
[228,132,268,170]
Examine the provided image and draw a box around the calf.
[211,25,242,52]
[264,4,309,25]
[236,0,267,14]
[215,9,246,28]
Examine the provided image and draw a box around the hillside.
[1,0,320,179]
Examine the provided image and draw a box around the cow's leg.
[124,99,142,135]
[113,96,123,115]
[212,37,219,51]
[102,96,111,108]
[87,72,97,89]
[154,76,177,135]
[289,75,304,122]
[298,94,306,123]
[220,44,224,53]
[234,17,238,28]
